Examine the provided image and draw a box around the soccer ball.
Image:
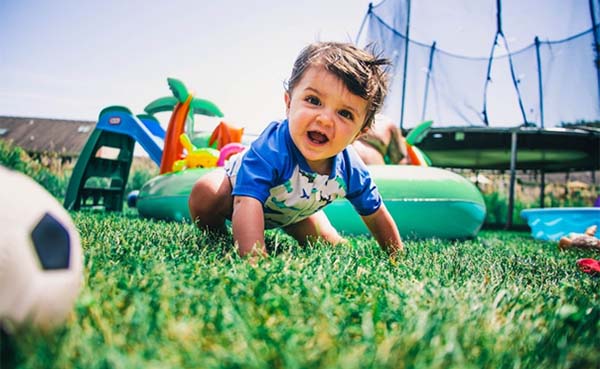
[0,166,83,331]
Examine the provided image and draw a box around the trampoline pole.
[534,37,545,128]
[540,170,545,208]
[399,0,411,130]
[421,41,436,122]
[588,0,600,108]
[506,130,518,229]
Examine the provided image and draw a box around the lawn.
[3,211,599,369]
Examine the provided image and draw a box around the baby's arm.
[232,196,267,257]
[361,203,404,255]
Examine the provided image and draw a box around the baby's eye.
[339,109,354,121]
[305,96,321,106]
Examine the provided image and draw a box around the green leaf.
[190,98,224,117]
[144,96,178,115]
[406,120,433,145]
[167,77,190,102]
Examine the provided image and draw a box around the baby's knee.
[189,182,209,223]
[284,214,344,246]
[188,172,232,228]
[189,179,212,208]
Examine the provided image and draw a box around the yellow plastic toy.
[173,133,219,171]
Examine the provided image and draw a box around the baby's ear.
[352,126,369,142]
[284,92,291,115]
[359,125,371,136]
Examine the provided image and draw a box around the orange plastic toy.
[209,121,244,150]
[159,95,193,174]
[406,144,429,167]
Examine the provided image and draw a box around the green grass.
[3,212,600,369]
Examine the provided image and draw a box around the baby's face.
[285,66,368,174]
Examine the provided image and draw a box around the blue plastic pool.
[520,207,600,241]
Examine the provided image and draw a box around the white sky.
[0,0,373,135]
[2,0,594,137]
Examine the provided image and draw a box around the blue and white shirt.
[225,119,381,229]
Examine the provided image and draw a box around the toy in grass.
[577,258,600,275]
[0,166,83,332]
[558,225,600,251]
[557,225,600,277]
[127,190,140,208]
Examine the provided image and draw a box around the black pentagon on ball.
[30,212,71,270]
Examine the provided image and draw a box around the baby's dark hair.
[285,41,390,130]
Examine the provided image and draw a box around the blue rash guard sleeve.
[342,146,383,216]
[230,121,291,204]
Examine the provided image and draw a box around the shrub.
[0,140,69,199]
[126,166,155,193]
[477,171,598,227]
[125,157,158,193]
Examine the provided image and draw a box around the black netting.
[358,0,600,128]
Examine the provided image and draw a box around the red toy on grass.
[577,258,600,275]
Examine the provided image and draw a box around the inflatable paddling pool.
[520,207,600,241]
[137,165,486,239]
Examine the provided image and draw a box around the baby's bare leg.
[283,210,345,246]
[353,140,386,165]
[188,169,233,232]
[387,126,408,164]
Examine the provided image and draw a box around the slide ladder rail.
[63,106,164,211]
[63,127,134,212]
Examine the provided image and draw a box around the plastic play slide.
[95,106,165,165]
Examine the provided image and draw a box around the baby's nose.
[317,109,335,126]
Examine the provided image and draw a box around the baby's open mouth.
[308,130,329,144]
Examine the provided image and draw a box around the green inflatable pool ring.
[136,165,486,239]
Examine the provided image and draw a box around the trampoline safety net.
[357,0,600,129]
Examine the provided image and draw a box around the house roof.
[0,116,96,156]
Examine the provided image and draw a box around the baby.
[189,42,403,258]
